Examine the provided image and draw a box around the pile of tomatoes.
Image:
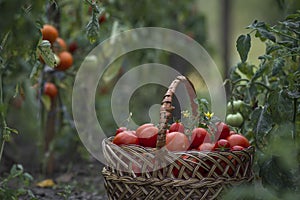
[112,121,250,152]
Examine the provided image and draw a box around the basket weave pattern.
[102,76,254,200]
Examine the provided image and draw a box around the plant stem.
[292,98,298,142]
[0,72,6,163]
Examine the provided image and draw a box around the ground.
[19,159,108,200]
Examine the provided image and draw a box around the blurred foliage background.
[0,0,300,199]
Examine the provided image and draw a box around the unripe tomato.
[227,134,250,148]
[169,122,184,133]
[190,127,210,148]
[166,132,189,151]
[44,82,58,99]
[215,122,230,141]
[136,126,158,148]
[227,100,244,113]
[113,131,139,145]
[226,112,243,127]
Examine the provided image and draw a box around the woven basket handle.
[156,76,198,149]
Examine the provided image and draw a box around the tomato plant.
[226,10,300,198]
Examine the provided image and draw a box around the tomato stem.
[0,72,7,164]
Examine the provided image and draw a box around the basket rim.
[103,136,255,155]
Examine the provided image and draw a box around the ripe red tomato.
[227,134,250,148]
[213,139,230,151]
[68,41,78,54]
[136,123,154,136]
[169,122,184,133]
[136,126,158,148]
[44,82,58,99]
[215,122,230,141]
[99,14,106,24]
[231,145,245,151]
[190,128,210,148]
[166,132,189,151]
[115,127,127,135]
[197,143,214,151]
[113,131,139,145]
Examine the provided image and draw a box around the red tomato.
[44,82,58,99]
[231,145,245,151]
[190,128,210,148]
[136,123,154,136]
[166,132,189,151]
[115,127,127,135]
[197,143,214,151]
[169,122,184,133]
[215,122,230,141]
[227,134,250,148]
[113,131,139,145]
[136,126,158,148]
[213,139,230,151]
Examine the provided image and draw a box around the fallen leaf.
[36,179,55,188]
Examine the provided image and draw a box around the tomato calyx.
[213,139,230,151]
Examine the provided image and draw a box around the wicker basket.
[102,76,254,200]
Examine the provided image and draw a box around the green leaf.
[236,34,251,63]
[86,4,102,44]
[266,43,282,54]
[29,60,42,80]
[229,65,241,81]
[41,95,51,111]
[237,62,254,78]
[248,20,276,42]
[36,40,57,68]
[260,156,296,194]
[256,28,276,42]
[250,106,273,147]
[271,58,285,76]
[0,31,10,52]
[268,90,293,123]
[251,62,267,81]
[5,126,19,134]
[10,164,23,177]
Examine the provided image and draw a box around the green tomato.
[226,112,244,127]
[227,100,244,113]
